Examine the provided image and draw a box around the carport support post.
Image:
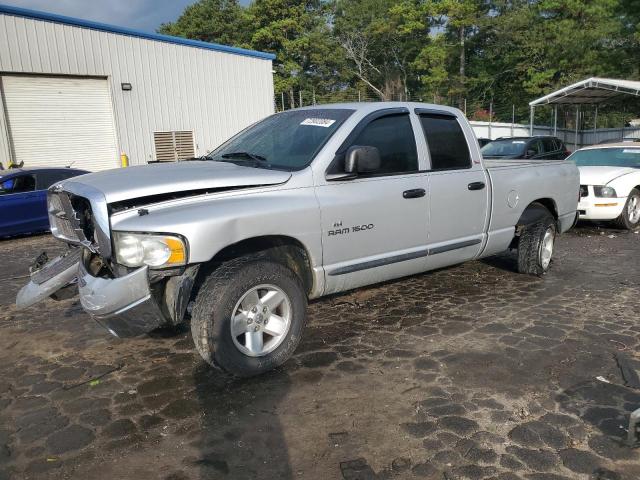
[594,105,598,144]
[529,106,534,135]
[553,105,558,136]
[574,106,579,150]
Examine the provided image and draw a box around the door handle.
[468,182,485,191]
[403,188,426,199]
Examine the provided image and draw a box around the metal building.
[0,4,275,171]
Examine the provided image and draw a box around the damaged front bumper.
[17,249,198,338]
[77,261,166,337]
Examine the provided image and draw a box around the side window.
[350,114,418,175]
[542,138,556,153]
[419,114,471,170]
[529,139,544,156]
[0,175,35,195]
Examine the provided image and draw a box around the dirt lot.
[1,224,639,480]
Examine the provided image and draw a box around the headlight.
[113,232,187,268]
[593,186,617,198]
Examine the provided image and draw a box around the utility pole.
[511,104,515,137]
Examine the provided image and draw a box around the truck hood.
[61,161,292,204]
[578,166,637,186]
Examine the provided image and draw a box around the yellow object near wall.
[120,152,129,168]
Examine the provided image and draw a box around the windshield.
[207,109,354,170]
[569,148,640,168]
[480,139,527,157]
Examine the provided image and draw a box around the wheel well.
[198,236,314,295]
[531,198,558,219]
[510,199,558,248]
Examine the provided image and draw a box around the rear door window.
[529,139,544,156]
[419,113,471,170]
[36,170,82,190]
[542,138,556,154]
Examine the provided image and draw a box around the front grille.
[579,185,588,198]
[48,192,80,242]
[31,248,82,285]
[48,191,95,246]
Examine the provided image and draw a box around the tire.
[191,254,307,377]
[517,208,557,276]
[613,188,640,230]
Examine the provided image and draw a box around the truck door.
[416,111,490,270]
[315,109,430,294]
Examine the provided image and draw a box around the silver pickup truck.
[17,103,579,377]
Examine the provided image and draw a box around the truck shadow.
[191,363,294,480]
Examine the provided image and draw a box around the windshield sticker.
[622,149,640,154]
[301,118,336,128]
[512,140,526,144]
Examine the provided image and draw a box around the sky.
[0,0,249,33]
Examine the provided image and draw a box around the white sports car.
[570,143,640,230]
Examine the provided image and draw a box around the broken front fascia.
[16,247,199,338]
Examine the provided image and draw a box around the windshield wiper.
[220,152,267,162]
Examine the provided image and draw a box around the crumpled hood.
[578,166,637,186]
[60,161,292,203]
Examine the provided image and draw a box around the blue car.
[0,167,89,237]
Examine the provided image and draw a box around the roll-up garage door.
[1,75,119,172]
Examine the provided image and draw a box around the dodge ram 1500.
[17,103,580,376]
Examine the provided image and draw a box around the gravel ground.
[0,224,639,480]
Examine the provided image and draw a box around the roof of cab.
[289,102,464,116]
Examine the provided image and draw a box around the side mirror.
[525,149,537,158]
[345,146,381,174]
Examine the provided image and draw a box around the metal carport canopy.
[529,77,640,106]
[527,77,640,142]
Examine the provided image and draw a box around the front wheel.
[191,255,307,377]
[614,188,640,230]
[517,209,557,276]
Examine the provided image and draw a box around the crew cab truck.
[17,103,579,377]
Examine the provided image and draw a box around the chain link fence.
[274,89,640,147]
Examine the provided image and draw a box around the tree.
[333,0,426,100]
[158,0,638,117]
[425,0,490,107]
[158,0,248,47]
[246,0,345,106]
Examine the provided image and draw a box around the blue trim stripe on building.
[0,3,276,61]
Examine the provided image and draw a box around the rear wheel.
[613,188,640,230]
[191,254,307,377]
[517,209,556,276]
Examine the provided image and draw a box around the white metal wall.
[0,13,275,167]
[471,121,640,149]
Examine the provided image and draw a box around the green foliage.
[158,0,248,47]
[160,0,640,118]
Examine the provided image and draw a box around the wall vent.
[153,131,195,161]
